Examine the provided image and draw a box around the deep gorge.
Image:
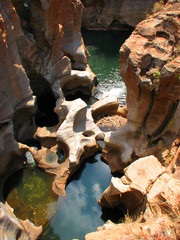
[4,29,129,240]
[0,0,180,239]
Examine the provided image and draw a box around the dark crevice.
[143,88,156,128]
[111,171,124,178]
[3,170,23,201]
[35,92,59,127]
[64,90,92,103]
[101,206,125,223]
[151,100,179,139]
[156,31,170,39]
[23,139,41,150]
[27,73,59,128]
[28,73,52,97]
[56,149,64,164]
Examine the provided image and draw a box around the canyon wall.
[102,0,180,172]
[81,0,167,30]
[0,0,96,238]
[86,1,180,239]
[0,0,179,239]
[0,0,96,177]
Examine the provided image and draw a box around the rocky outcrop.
[102,0,180,172]
[98,153,180,217]
[0,0,179,239]
[81,0,164,30]
[84,1,180,239]
[86,142,180,239]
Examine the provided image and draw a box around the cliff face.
[12,0,96,97]
[81,0,165,30]
[102,0,180,172]
[0,0,96,168]
[0,0,95,238]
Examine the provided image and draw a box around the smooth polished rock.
[98,155,165,212]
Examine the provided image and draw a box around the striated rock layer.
[81,0,165,30]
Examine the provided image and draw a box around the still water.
[5,30,130,239]
[5,154,112,240]
[42,154,112,240]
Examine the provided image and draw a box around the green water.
[4,168,58,227]
[5,154,112,240]
[82,29,131,106]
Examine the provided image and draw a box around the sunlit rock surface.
[85,1,180,239]
[102,0,180,172]
[32,98,104,196]
[86,146,180,240]
[0,0,96,237]
[98,155,165,212]
[81,0,163,30]
[12,0,96,97]
[85,215,180,240]
[0,0,179,239]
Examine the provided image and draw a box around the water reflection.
[47,154,112,240]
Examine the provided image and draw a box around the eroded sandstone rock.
[98,155,166,213]
[11,0,96,98]
[86,150,180,240]
[102,0,180,172]
[0,0,97,237]
[32,98,104,196]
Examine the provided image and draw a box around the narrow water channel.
[5,30,130,239]
[82,29,131,106]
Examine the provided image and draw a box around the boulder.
[99,155,165,213]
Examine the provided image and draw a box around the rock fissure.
[151,99,179,139]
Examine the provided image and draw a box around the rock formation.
[86,142,180,239]
[81,0,165,30]
[0,0,179,239]
[32,98,104,196]
[85,1,180,239]
[102,0,180,172]
[0,0,96,238]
